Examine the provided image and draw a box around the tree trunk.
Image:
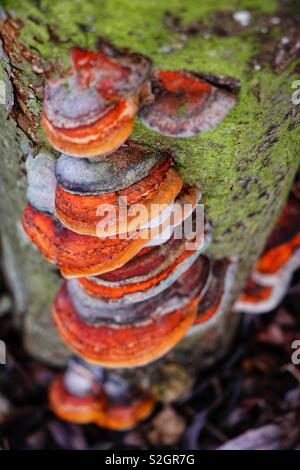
[0,0,299,401]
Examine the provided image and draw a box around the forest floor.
[0,269,300,450]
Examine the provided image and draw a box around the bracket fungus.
[52,288,199,368]
[253,195,300,285]
[49,373,106,424]
[22,204,59,264]
[41,46,151,157]
[139,70,237,137]
[235,189,300,314]
[69,253,210,309]
[235,246,300,315]
[49,357,155,430]
[234,273,293,314]
[55,147,183,237]
[75,237,210,304]
[22,204,164,277]
[22,202,208,278]
[52,258,207,368]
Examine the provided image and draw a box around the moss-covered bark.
[0,0,299,400]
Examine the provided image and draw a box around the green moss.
[2,0,300,261]
[3,0,272,70]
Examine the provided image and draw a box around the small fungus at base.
[49,358,155,430]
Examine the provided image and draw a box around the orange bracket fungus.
[49,357,155,430]
[234,274,293,314]
[253,194,300,285]
[22,204,167,277]
[235,247,300,315]
[49,374,106,425]
[54,144,183,237]
[75,236,210,304]
[68,253,210,309]
[139,70,237,137]
[41,45,151,157]
[235,189,300,315]
[22,203,209,278]
[52,258,207,368]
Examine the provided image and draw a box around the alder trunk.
[0,0,299,401]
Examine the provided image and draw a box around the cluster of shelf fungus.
[21,43,299,430]
[235,177,300,315]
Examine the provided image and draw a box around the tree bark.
[0,0,299,401]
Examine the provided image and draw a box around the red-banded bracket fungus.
[41,46,151,157]
[235,191,300,314]
[234,273,293,314]
[54,150,183,237]
[97,397,154,430]
[139,70,237,137]
[22,204,59,264]
[21,204,175,277]
[52,259,207,368]
[25,152,56,215]
[49,358,155,429]
[75,238,210,304]
[253,195,300,285]
[49,358,107,424]
[235,252,300,316]
[22,202,208,278]
[69,253,210,309]
[49,375,106,425]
